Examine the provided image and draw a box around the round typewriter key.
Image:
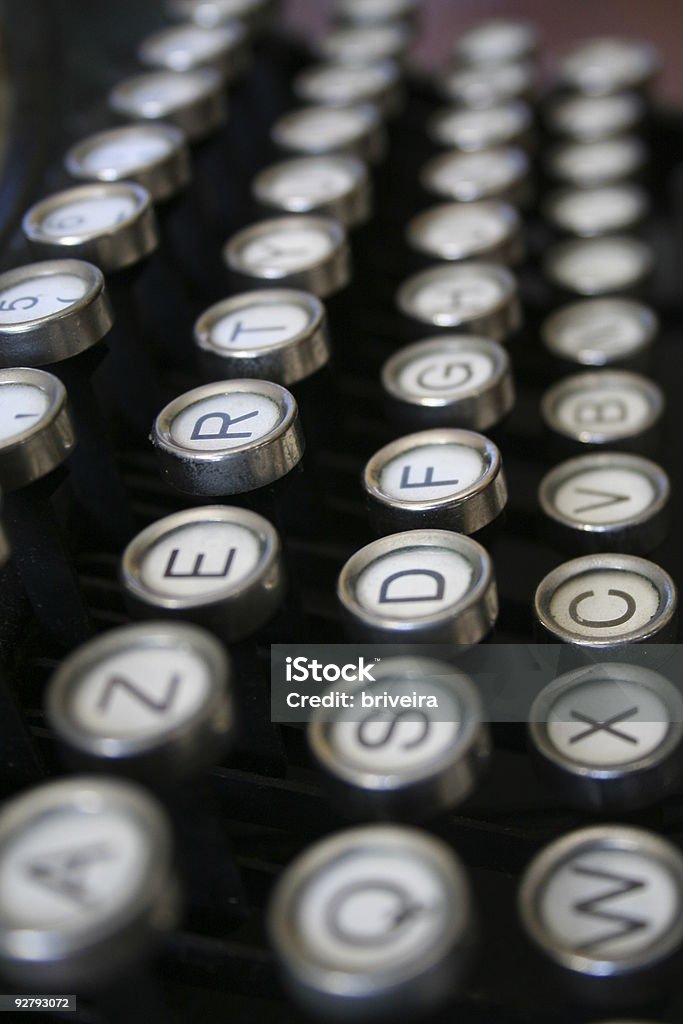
[65,123,191,203]
[542,298,657,367]
[271,104,385,164]
[166,0,275,32]
[534,554,677,647]
[519,826,683,1003]
[194,288,330,385]
[309,657,490,820]
[0,367,74,491]
[0,259,112,367]
[0,776,177,990]
[544,184,649,239]
[452,19,539,67]
[438,61,535,109]
[337,529,497,643]
[541,370,663,448]
[109,68,227,142]
[428,101,532,152]
[22,182,158,274]
[268,825,475,1020]
[363,428,507,534]
[294,61,402,117]
[529,663,683,811]
[334,0,417,24]
[557,38,660,97]
[152,378,304,496]
[252,155,371,227]
[121,506,284,639]
[544,236,653,297]
[47,621,233,779]
[382,335,515,431]
[547,93,645,142]
[138,20,248,81]
[316,22,413,65]
[421,146,532,206]
[539,453,669,554]
[406,200,523,265]
[396,263,521,341]
[547,136,648,188]
[223,215,350,297]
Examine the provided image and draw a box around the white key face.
[355,546,474,620]
[138,519,262,598]
[0,273,88,324]
[143,24,236,65]
[550,238,650,292]
[277,108,371,150]
[434,103,529,149]
[561,39,656,93]
[237,226,334,275]
[444,62,531,106]
[548,301,652,363]
[337,0,413,18]
[209,301,310,350]
[296,848,449,972]
[551,465,657,526]
[38,193,139,239]
[78,128,174,176]
[551,186,646,236]
[181,0,260,20]
[322,25,408,63]
[408,271,504,324]
[0,809,148,929]
[548,568,661,640]
[119,72,209,116]
[554,94,642,139]
[545,679,670,767]
[261,159,356,207]
[412,205,510,258]
[65,646,211,740]
[458,21,536,63]
[425,148,527,200]
[551,380,655,440]
[552,138,644,185]
[379,443,486,502]
[170,391,282,450]
[299,63,392,105]
[397,346,496,397]
[539,848,678,959]
[0,383,50,443]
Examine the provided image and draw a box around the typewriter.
[0,1,682,1022]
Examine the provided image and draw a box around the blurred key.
[138,19,250,82]
[293,60,403,118]
[253,155,371,227]
[271,104,386,163]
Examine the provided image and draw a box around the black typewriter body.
[0,2,682,1023]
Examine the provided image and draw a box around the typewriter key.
[381,335,515,431]
[47,621,233,779]
[363,428,507,534]
[271,104,385,164]
[166,0,275,32]
[529,662,683,811]
[547,92,645,142]
[0,776,177,990]
[337,529,497,643]
[0,368,74,492]
[121,506,284,639]
[138,20,249,81]
[22,182,157,273]
[544,184,649,238]
[65,123,191,203]
[194,288,330,384]
[223,215,351,297]
[252,155,371,227]
[316,23,413,65]
[557,37,660,97]
[420,146,532,206]
[541,370,664,448]
[539,453,669,554]
[152,378,304,495]
[406,200,523,264]
[396,263,521,341]
[544,237,654,297]
[437,61,535,109]
[109,67,227,141]
[293,60,402,117]
[309,657,490,819]
[534,553,677,646]
[333,0,418,24]
[547,136,648,188]
[428,101,533,152]
[542,298,657,367]
[268,825,475,1020]
[452,19,539,67]
[519,826,683,1003]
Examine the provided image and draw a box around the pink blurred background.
[281,0,683,105]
